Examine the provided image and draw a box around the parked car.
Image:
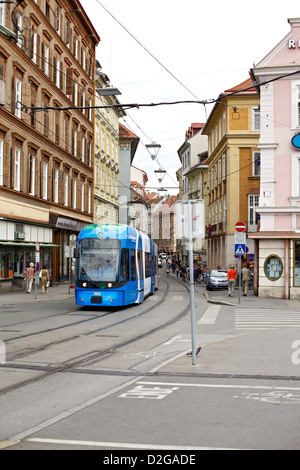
[206,270,228,291]
[160,253,167,259]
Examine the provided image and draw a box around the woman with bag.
[41,265,50,294]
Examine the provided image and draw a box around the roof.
[224,78,256,94]
[119,123,139,140]
[119,123,140,162]
[202,78,257,134]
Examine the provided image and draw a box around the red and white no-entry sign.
[235,221,246,233]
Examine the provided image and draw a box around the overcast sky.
[81,0,300,194]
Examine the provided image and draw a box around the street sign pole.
[234,223,246,305]
[238,256,241,304]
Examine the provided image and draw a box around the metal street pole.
[238,256,241,304]
[187,200,197,365]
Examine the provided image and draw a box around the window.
[138,251,143,280]
[16,10,23,48]
[0,139,3,186]
[14,148,21,191]
[54,168,59,203]
[295,241,300,286]
[42,162,48,200]
[54,56,60,87]
[73,178,77,208]
[0,3,5,27]
[145,252,151,278]
[64,172,69,206]
[88,186,91,213]
[253,151,261,177]
[131,250,136,281]
[15,78,22,118]
[44,43,50,76]
[253,106,260,130]
[291,81,300,129]
[81,181,85,211]
[120,248,129,282]
[249,195,259,230]
[28,154,35,195]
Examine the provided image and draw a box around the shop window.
[295,241,300,286]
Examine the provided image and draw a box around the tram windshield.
[78,238,121,282]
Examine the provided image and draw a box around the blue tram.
[74,224,159,307]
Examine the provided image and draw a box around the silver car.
[206,270,228,291]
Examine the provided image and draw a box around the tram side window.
[145,252,151,278]
[120,248,129,282]
[138,251,143,279]
[131,250,136,281]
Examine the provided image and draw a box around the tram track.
[0,278,191,396]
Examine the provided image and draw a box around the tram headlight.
[108,283,113,288]
[83,282,87,288]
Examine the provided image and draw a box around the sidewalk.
[0,283,75,304]
[161,271,300,379]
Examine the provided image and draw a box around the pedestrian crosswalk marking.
[235,309,300,330]
[199,305,221,324]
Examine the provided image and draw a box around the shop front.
[0,219,56,293]
[250,234,300,300]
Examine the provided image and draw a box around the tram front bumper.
[75,289,124,306]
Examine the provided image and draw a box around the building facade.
[118,124,140,226]
[184,151,209,264]
[202,79,260,270]
[0,0,99,290]
[250,18,300,299]
[177,123,208,265]
[94,64,125,225]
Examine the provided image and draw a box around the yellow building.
[202,79,260,269]
[94,65,126,224]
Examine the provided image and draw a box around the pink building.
[250,18,300,299]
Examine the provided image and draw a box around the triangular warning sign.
[236,245,245,255]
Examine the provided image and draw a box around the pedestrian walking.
[227,265,237,297]
[241,263,251,296]
[25,263,34,293]
[40,265,50,294]
[181,266,187,282]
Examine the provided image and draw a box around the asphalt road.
[0,274,300,451]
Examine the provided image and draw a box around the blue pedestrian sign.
[235,244,246,256]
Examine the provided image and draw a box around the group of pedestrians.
[166,257,251,298]
[166,260,207,284]
[24,264,50,294]
[227,263,251,297]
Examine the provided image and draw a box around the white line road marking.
[26,437,240,450]
[198,305,221,324]
[172,296,184,301]
[137,381,300,392]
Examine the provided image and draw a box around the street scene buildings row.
[0,1,299,299]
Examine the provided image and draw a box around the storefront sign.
[288,39,300,49]
[14,231,26,241]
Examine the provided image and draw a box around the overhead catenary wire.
[95,0,202,103]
